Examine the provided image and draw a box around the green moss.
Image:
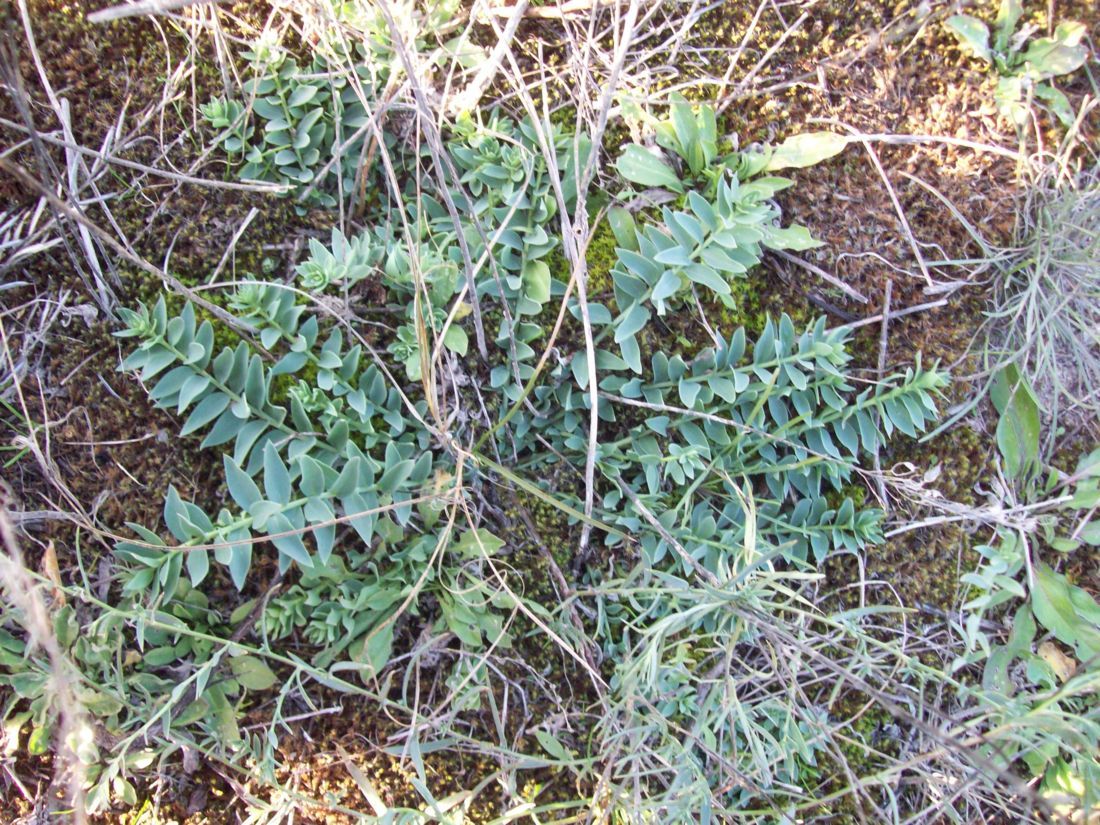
[862,425,991,610]
[710,267,812,342]
[600,120,632,157]
[716,273,767,336]
[901,425,988,506]
[506,489,576,589]
[539,219,618,302]
[584,221,619,298]
[826,482,869,511]
[792,695,902,819]
[269,361,319,404]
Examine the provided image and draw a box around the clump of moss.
[710,267,812,342]
[866,425,991,610]
[911,426,989,506]
[583,221,619,298]
[802,694,903,819]
[503,489,577,604]
[826,481,870,512]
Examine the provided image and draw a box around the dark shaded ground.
[1,0,1097,821]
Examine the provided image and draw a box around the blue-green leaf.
[226,532,252,590]
[378,459,415,494]
[287,84,319,108]
[615,304,650,343]
[164,486,190,543]
[683,264,729,295]
[651,270,681,304]
[298,456,326,498]
[181,393,230,436]
[678,378,701,408]
[620,335,642,374]
[263,442,292,504]
[186,548,209,587]
[225,456,262,509]
[266,513,312,569]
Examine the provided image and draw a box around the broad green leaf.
[990,365,1040,481]
[1076,521,1100,546]
[441,597,483,647]
[442,324,468,356]
[669,94,700,171]
[52,605,78,649]
[534,729,570,761]
[945,15,992,63]
[607,207,638,252]
[229,655,277,691]
[521,260,551,305]
[764,132,850,171]
[615,145,684,192]
[145,646,179,667]
[27,724,50,755]
[763,224,822,252]
[1031,563,1100,659]
[452,529,506,559]
[1021,23,1087,79]
[356,622,394,677]
[207,686,241,744]
[1034,83,1076,128]
[229,599,258,626]
[994,0,1023,45]
[995,76,1028,125]
[174,697,210,726]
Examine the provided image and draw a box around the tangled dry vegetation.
[0,0,1097,823]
